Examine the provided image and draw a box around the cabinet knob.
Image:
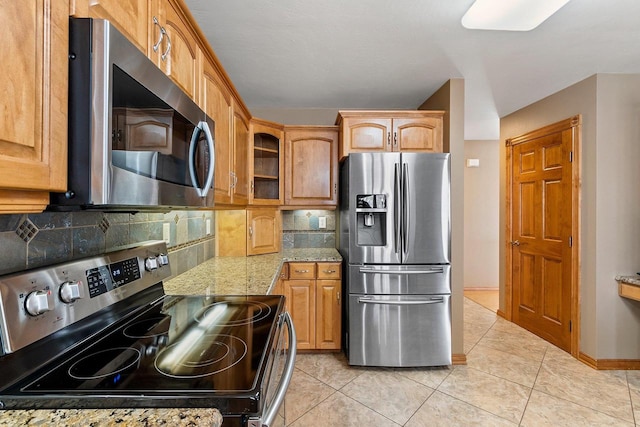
[387,132,391,146]
[394,131,398,146]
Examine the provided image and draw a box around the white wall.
[464,140,499,289]
[500,74,640,360]
[419,79,465,357]
[593,74,640,359]
[250,108,338,125]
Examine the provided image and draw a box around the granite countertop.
[163,248,342,296]
[615,275,640,286]
[0,249,341,426]
[0,408,223,427]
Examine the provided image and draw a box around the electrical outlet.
[163,223,170,243]
[206,218,211,235]
[319,216,327,229]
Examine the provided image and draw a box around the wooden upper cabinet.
[72,0,150,54]
[0,0,68,213]
[250,119,284,205]
[247,208,281,255]
[393,116,443,152]
[201,59,233,204]
[216,208,281,256]
[337,111,444,159]
[232,105,250,206]
[284,126,339,207]
[339,117,392,154]
[152,0,199,101]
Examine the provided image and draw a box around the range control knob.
[24,290,52,317]
[145,256,158,271]
[59,280,82,304]
[158,253,169,267]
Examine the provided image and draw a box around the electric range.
[0,241,295,427]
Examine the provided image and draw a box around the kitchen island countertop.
[163,248,342,296]
[0,248,340,426]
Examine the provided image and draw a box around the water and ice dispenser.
[356,194,387,246]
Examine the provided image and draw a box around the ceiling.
[184,0,640,140]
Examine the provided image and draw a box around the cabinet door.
[250,119,284,205]
[202,59,233,204]
[247,208,281,256]
[393,116,443,153]
[284,127,339,206]
[153,0,199,101]
[0,1,68,212]
[316,279,341,350]
[284,279,316,350]
[341,117,392,156]
[232,106,250,205]
[73,0,150,54]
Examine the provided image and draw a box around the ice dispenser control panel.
[356,194,386,209]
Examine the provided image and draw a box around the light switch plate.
[162,223,170,243]
[206,218,211,235]
[319,216,327,229]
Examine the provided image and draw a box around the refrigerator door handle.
[358,296,445,305]
[394,162,401,255]
[358,267,444,275]
[402,163,410,256]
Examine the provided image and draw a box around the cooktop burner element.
[123,316,170,339]
[194,300,272,327]
[69,348,141,380]
[155,334,247,379]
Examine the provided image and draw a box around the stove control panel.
[0,241,171,355]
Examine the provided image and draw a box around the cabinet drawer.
[316,262,341,279]
[288,262,316,279]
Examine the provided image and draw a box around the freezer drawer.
[348,264,450,295]
[347,294,451,367]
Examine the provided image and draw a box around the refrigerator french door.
[339,153,451,367]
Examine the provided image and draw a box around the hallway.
[283,297,640,426]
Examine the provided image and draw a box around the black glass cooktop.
[12,294,284,402]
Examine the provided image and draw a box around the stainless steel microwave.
[50,18,215,211]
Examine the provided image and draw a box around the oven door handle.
[188,120,215,198]
[257,311,297,427]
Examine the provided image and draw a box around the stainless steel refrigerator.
[339,152,451,367]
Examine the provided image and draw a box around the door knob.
[511,240,520,246]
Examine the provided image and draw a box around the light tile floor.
[284,298,640,426]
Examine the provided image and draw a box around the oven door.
[246,312,296,427]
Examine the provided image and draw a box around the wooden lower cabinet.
[283,262,341,350]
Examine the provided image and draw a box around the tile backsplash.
[0,210,215,276]
[282,210,336,249]
[0,208,338,277]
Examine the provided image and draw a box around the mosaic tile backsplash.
[281,210,336,249]
[0,210,215,277]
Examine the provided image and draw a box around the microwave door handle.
[200,120,215,198]
[188,121,215,198]
[258,311,297,427]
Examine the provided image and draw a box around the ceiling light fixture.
[461,0,571,31]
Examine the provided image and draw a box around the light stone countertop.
[163,248,342,296]
[0,408,223,427]
[615,275,640,286]
[0,248,341,426]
